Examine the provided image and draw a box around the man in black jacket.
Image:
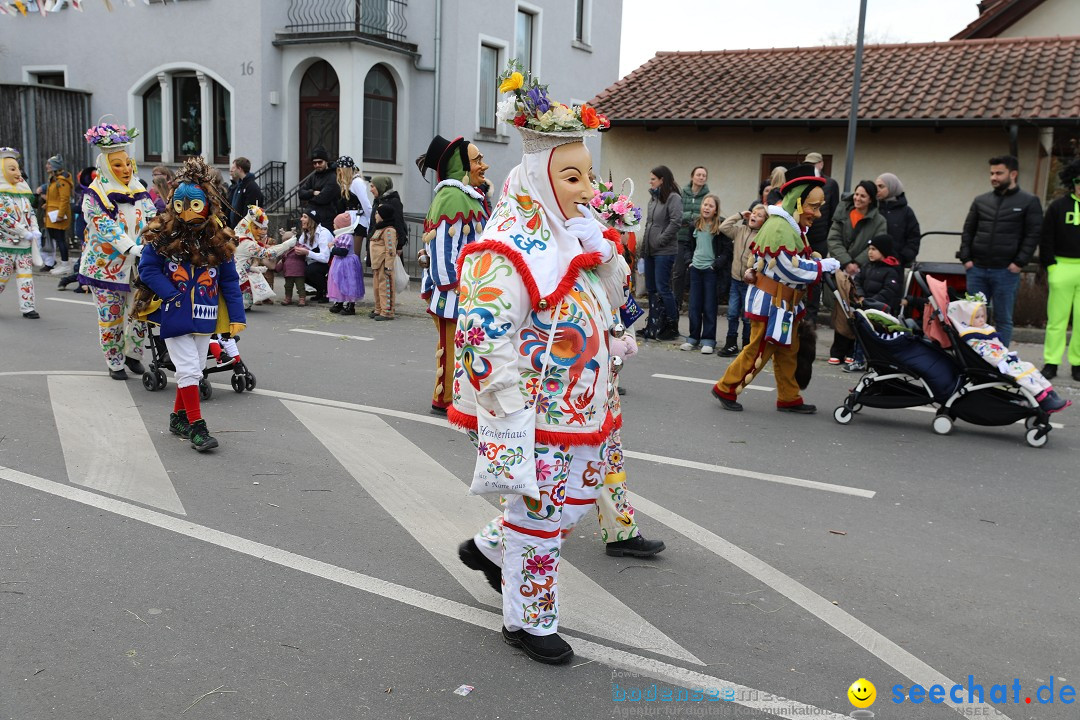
[226,157,265,228]
[959,155,1042,346]
[298,146,340,231]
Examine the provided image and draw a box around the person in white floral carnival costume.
[451,63,629,665]
[0,147,41,319]
[78,123,157,379]
[233,205,296,309]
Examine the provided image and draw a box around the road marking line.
[652,373,773,391]
[630,492,1010,720]
[654,373,1065,429]
[47,376,186,515]
[623,450,874,498]
[0,465,856,720]
[289,328,373,342]
[45,297,95,306]
[282,400,701,666]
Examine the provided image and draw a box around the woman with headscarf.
[827,179,887,275]
[451,65,627,665]
[875,172,921,267]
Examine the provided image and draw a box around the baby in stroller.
[947,295,1070,414]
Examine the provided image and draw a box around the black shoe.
[430,405,448,416]
[22,310,40,319]
[72,285,88,294]
[657,321,681,341]
[718,342,739,357]
[842,360,866,373]
[369,310,378,319]
[1040,363,1057,380]
[606,535,666,558]
[41,264,54,273]
[342,303,356,316]
[777,403,817,414]
[189,419,219,452]
[169,410,192,439]
[458,539,502,594]
[501,627,573,665]
[109,369,128,380]
[58,277,74,290]
[617,385,627,396]
[1072,366,1080,382]
[125,357,145,375]
[329,302,343,314]
[712,386,743,411]
[375,314,392,321]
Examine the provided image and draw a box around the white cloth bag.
[393,254,410,292]
[468,300,564,500]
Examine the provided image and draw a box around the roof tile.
[590,36,1080,126]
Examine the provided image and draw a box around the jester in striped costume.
[712,164,841,413]
[415,135,490,414]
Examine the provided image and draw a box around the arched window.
[363,65,396,164]
[140,70,231,164]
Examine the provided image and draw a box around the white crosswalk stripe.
[48,375,186,515]
[283,400,703,666]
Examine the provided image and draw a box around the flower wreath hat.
[84,121,143,188]
[495,59,610,154]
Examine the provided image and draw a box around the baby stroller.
[917,273,1053,448]
[826,272,961,425]
[140,327,257,399]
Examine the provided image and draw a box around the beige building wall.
[997,0,1080,37]
[599,125,1044,263]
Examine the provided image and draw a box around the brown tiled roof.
[590,36,1080,128]
[951,0,1047,40]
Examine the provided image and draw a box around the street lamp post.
[842,0,868,194]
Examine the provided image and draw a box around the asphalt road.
[1,275,1077,720]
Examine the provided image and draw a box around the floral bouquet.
[494,59,610,133]
[589,178,641,232]
[84,123,139,149]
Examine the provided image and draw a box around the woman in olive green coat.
[827,179,887,274]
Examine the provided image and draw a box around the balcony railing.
[283,0,407,42]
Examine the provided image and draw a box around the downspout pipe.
[412,0,441,199]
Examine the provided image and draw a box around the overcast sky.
[619,0,981,76]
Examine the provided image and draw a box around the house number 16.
[241,61,254,76]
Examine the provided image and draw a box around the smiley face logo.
[848,678,876,708]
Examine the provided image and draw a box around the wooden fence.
[0,83,92,190]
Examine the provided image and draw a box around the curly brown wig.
[140,156,236,267]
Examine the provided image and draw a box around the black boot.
[188,419,219,452]
[1041,363,1057,380]
[605,535,666,557]
[125,356,145,375]
[342,302,356,316]
[329,302,344,314]
[657,318,681,341]
[169,410,191,439]
[502,627,573,665]
[458,539,502,594]
[718,338,739,357]
[22,310,40,319]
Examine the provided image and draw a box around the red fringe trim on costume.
[503,521,560,539]
[447,406,616,448]
[424,211,486,234]
[456,240,602,313]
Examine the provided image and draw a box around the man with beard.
[415,136,489,415]
[298,146,340,232]
[711,164,841,413]
[959,155,1042,347]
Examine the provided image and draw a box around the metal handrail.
[265,170,316,213]
[252,160,286,208]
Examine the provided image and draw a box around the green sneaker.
[188,419,219,452]
[169,410,191,439]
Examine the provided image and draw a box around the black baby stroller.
[916,273,1053,448]
[140,327,257,399]
[826,272,961,426]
